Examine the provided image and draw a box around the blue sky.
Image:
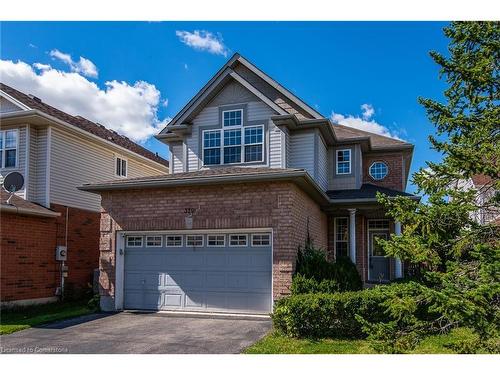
[0,22,450,193]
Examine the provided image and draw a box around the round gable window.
[369,162,388,180]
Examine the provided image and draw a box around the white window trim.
[207,234,226,247]
[243,125,265,163]
[0,128,19,170]
[115,155,128,178]
[165,235,183,247]
[336,149,351,175]
[229,234,248,247]
[126,236,143,248]
[334,217,349,257]
[145,235,163,248]
[221,109,243,127]
[369,161,389,180]
[251,233,271,247]
[186,234,204,247]
[201,124,265,166]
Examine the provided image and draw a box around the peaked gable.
[0,93,31,113]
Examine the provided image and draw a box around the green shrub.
[87,293,100,311]
[290,274,340,294]
[295,242,362,292]
[272,287,389,339]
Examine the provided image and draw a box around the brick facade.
[0,205,100,304]
[97,181,328,308]
[363,152,404,191]
[0,213,59,302]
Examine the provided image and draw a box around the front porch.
[326,207,403,284]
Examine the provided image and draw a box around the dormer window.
[222,109,243,127]
[336,149,351,174]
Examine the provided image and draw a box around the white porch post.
[394,221,403,278]
[348,209,357,265]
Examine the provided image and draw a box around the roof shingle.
[326,183,417,201]
[0,83,168,167]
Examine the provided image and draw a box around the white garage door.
[123,231,272,314]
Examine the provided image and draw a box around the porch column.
[348,209,356,264]
[394,221,403,278]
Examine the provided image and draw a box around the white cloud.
[49,49,98,78]
[175,30,228,57]
[0,59,168,142]
[184,63,189,70]
[330,104,404,140]
[361,103,375,120]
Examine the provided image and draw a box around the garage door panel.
[124,232,272,314]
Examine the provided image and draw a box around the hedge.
[290,274,340,294]
[272,288,390,339]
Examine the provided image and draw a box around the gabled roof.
[158,53,323,135]
[0,83,168,167]
[332,124,412,150]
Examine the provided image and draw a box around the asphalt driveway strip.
[0,312,272,354]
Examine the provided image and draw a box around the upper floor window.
[0,129,18,169]
[202,125,264,166]
[369,162,388,180]
[115,156,127,177]
[336,149,351,174]
[223,109,243,127]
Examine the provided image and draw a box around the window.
[146,236,162,247]
[223,129,242,164]
[0,129,18,168]
[368,220,390,230]
[127,236,143,247]
[229,234,248,247]
[203,130,221,165]
[335,218,349,258]
[186,235,203,247]
[369,162,388,180]
[252,233,270,246]
[115,156,127,177]
[166,235,183,247]
[336,149,351,174]
[244,126,264,162]
[223,109,243,127]
[207,234,225,247]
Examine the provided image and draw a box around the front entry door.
[369,232,390,282]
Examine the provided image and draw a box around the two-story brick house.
[81,54,418,314]
[0,83,168,306]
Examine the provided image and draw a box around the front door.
[369,232,390,282]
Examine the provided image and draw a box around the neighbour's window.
[336,149,351,174]
[186,235,203,247]
[0,129,18,169]
[251,234,270,246]
[146,236,162,247]
[116,156,127,177]
[222,109,243,127]
[166,235,183,247]
[369,162,388,180]
[335,218,349,258]
[127,236,143,247]
[207,235,225,247]
[229,234,248,247]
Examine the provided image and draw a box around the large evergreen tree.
[364,22,500,352]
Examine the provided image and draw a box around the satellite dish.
[3,172,24,205]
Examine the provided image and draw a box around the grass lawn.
[0,300,96,335]
[244,329,492,354]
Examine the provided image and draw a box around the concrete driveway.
[0,312,272,354]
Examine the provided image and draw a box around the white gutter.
[0,110,168,171]
[1,204,61,217]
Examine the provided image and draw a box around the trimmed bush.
[290,274,340,294]
[272,288,390,339]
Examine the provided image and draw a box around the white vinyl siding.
[187,106,218,172]
[329,144,362,190]
[49,128,165,211]
[0,97,23,113]
[32,127,49,205]
[288,130,316,179]
[269,121,284,168]
[0,125,27,198]
[171,143,184,173]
